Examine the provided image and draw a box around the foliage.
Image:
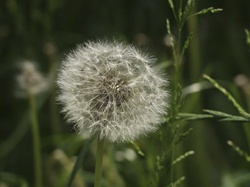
[0,0,250,187]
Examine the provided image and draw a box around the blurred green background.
[1,0,250,187]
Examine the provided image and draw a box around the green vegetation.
[1,0,250,186]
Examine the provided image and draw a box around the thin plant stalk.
[243,124,250,151]
[169,14,183,187]
[187,8,200,82]
[170,137,176,184]
[29,94,42,187]
[94,138,105,187]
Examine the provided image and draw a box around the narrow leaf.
[67,137,93,187]
[220,116,250,122]
[203,74,250,119]
[203,109,235,118]
[178,113,213,121]
[204,109,250,122]
[227,140,250,162]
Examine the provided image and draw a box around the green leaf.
[178,113,213,121]
[220,116,250,122]
[203,109,250,122]
[203,109,236,118]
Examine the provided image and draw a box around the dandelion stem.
[94,137,105,187]
[29,94,42,187]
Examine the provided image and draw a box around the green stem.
[243,124,250,151]
[187,7,200,82]
[29,94,42,187]
[94,138,105,187]
[169,3,183,184]
[170,137,175,184]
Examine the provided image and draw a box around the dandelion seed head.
[57,41,169,142]
[16,61,48,96]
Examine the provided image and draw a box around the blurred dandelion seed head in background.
[16,61,48,96]
[57,41,169,142]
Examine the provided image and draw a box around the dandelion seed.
[57,41,169,142]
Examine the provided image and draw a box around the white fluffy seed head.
[17,60,48,96]
[57,41,169,143]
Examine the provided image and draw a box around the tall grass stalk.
[164,1,222,186]
[29,94,42,187]
[186,7,213,187]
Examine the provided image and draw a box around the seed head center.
[103,78,131,107]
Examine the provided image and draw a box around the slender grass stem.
[169,8,183,186]
[29,94,42,187]
[243,124,250,151]
[94,137,105,187]
[187,7,200,82]
[170,137,176,184]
